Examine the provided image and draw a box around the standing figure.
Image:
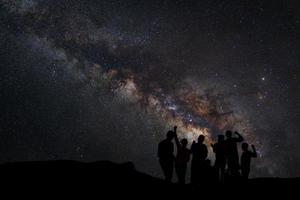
[174,126,191,184]
[158,128,175,182]
[191,135,208,184]
[212,135,226,182]
[224,131,244,177]
[241,143,257,179]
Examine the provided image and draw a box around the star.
[1,0,299,179]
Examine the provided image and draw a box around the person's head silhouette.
[180,138,188,147]
[198,135,205,143]
[226,130,232,138]
[218,135,225,143]
[166,130,174,141]
[242,142,249,151]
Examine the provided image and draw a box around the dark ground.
[0,160,298,198]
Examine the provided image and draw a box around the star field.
[0,0,300,177]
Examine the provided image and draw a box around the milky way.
[1,0,299,178]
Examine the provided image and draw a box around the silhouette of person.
[241,143,257,179]
[158,128,175,182]
[191,135,208,184]
[211,135,226,182]
[224,130,244,177]
[202,159,215,183]
[174,126,191,184]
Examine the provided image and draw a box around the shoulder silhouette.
[191,135,208,184]
[241,143,257,179]
[225,130,244,177]
[212,134,226,182]
[158,127,176,182]
[174,127,191,184]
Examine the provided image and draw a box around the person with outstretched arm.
[241,143,257,179]
[225,130,244,177]
[173,126,191,184]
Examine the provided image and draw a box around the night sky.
[0,0,299,178]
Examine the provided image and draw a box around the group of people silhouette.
[158,126,257,184]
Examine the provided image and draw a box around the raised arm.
[251,145,257,158]
[173,126,180,148]
[234,131,244,142]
